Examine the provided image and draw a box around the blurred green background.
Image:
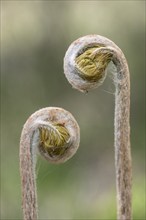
[1,1,145,219]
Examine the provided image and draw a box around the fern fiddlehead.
[20,107,80,220]
[64,35,132,220]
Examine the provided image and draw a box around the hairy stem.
[114,53,132,220]
[20,122,38,220]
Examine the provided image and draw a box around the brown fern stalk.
[64,35,132,220]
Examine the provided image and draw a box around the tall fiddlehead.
[20,107,80,220]
[64,35,132,220]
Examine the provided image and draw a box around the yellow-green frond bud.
[75,46,113,82]
[39,123,70,157]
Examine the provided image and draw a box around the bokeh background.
[1,1,145,219]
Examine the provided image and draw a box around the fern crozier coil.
[64,35,123,92]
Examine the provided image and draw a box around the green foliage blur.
[1,1,145,219]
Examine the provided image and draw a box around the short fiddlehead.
[64,35,132,220]
[20,107,80,220]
